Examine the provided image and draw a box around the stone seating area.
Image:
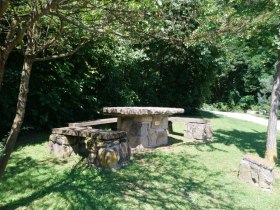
[168,117,212,141]
[49,116,211,170]
[49,126,130,170]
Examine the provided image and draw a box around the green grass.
[1,113,280,209]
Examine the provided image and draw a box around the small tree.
[0,12,90,177]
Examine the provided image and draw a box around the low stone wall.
[49,128,130,170]
[238,154,275,189]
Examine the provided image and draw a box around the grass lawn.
[1,112,280,209]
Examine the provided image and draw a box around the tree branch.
[0,0,9,19]
[33,40,89,62]
[51,11,96,31]
[4,0,64,53]
[50,11,127,37]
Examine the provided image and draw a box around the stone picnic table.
[103,107,184,148]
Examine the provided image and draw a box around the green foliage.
[257,75,274,112]
[198,0,279,110]
[1,0,279,133]
[1,31,220,133]
[0,138,5,157]
[210,28,277,108]
[239,95,255,111]
[138,39,220,109]
[210,37,277,109]
[0,132,9,157]
[203,102,231,112]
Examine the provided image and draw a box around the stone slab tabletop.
[103,107,184,116]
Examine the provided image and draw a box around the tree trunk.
[265,52,280,163]
[0,57,33,178]
[0,51,8,90]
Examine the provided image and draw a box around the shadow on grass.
[1,148,245,209]
[214,129,267,156]
[167,136,184,145]
[174,110,220,119]
[212,129,280,164]
[169,131,184,137]
[16,132,50,148]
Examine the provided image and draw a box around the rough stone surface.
[51,126,126,139]
[205,124,213,139]
[103,107,184,116]
[184,122,212,140]
[87,135,130,170]
[49,130,130,170]
[259,167,274,189]
[117,115,169,148]
[48,134,79,157]
[49,134,78,145]
[238,154,275,189]
[103,107,184,148]
[238,160,252,183]
[48,140,78,158]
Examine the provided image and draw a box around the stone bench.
[68,118,117,130]
[238,154,275,189]
[49,126,130,170]
[168,117,212,141]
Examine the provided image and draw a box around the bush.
[239,95,255,111]
[202,102,232,112]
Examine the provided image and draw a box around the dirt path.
[208,110,280,131]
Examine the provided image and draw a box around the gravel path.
[208,110,280,131]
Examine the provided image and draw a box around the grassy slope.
[0,113,279,210]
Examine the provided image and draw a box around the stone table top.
[103,107,184,116]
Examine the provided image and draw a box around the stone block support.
[117,115,168,148]
[238,154,275,189]
[184,122,212,140]
[87,136,130,170]
[103,107,185,148]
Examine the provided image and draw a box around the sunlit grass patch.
[0,114,280,209]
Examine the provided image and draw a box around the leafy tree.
[0,9,89,177]
[197,0,279,162]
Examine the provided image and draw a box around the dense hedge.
[0,38,219,135]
